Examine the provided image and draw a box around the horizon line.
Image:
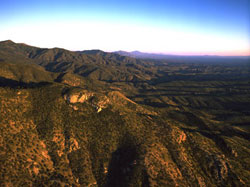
[1,39,250,57]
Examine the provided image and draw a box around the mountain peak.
[0,40,15,44]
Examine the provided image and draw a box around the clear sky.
[0,0,249,55]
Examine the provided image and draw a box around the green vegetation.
[0,40,249,186]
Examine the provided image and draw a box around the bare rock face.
[63,88,158,117]
[63,89,110,113]
[64,90,94,104]
[67,94,79,103]
[63,89,144,114]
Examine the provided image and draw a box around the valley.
[0,40,250,186]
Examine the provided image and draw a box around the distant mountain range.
[114,50,175,59]
[115,50,250,60]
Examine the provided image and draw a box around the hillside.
[0,40,250,186]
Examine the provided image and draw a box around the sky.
[0,0,250,56]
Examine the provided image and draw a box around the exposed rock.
[63,89,158,116]
[177,131,187,144]
[68,138,80,153]
[103,167,108,174]
[68,94,79,103]
[170,126,187,144]
[64,90,93,104]
[97,107,102,113]
[32,164,40,175]
[88,181,97,186]
[78,92,93,103]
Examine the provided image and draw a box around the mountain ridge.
[0,40,250,186]
[115,50,250,60]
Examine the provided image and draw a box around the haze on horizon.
[0,0,249,56]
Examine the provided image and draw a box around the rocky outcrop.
[63,89,155,115]
[64,90,94,104]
